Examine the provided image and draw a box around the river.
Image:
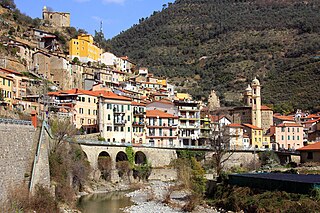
[77,191,133,213]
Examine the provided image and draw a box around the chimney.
[31,110,37,128]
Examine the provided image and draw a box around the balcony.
[113,108,125,114]
[114,120,126,125]
[179,115,200,120]
[179,106,199,111]
[179,124,199,129]
[132,121,145,126]
[133,110,146,116]
[200,125,210,130]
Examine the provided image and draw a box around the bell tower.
[251,77,261,128]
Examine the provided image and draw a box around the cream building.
[98,91,133,143]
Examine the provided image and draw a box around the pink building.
[274,122,303,150]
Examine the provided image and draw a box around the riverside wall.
[0,123,37,203]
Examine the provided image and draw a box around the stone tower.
[251,77,262,128]
[244,84,252,106]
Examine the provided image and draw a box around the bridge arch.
[97,151,112,180]
[135,151,147,164]
[116,151,128,162]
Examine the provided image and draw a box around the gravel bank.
[123,181,220,213]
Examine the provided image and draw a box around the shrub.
[116,161,131,179]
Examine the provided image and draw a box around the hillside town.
[1,2,320,213]
[0,7,319,153]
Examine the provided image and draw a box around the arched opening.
[116,151,128,162]
[135,151,147,164]
[83,151,88,160]
[98,151,112,181]
[115,151,130,178]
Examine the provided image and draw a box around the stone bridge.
[80,144,178,169]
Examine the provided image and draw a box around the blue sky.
[15,0,173,39]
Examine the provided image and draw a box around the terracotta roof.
[297,142,320,151]
[303,118,320,124]
[242,123,263,130]
[273,115,295,121]
[112,70,126,74]
[304,114,320,119]
[243,134,250,138]
[227,123,243,128]
[277,122,302,127]
[146,110,177,118]
[48,88,131,101]
[132,101,146,106]
[261,105,272,111]
[0,67,22,76]
[211,115,227,122]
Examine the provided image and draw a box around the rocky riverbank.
[123,180,220,213]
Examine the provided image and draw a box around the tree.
[49,117,77,153]
[210,116,233,179]
[0,0,16,10]
[0,89,4,101]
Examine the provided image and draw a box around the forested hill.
[108,0,320,112]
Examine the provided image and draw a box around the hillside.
[109,0,320,111]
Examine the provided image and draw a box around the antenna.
[100,21,103,34]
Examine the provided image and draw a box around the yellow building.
[0,74,13,106]
[69,34,101,63]
[242,123,270,149]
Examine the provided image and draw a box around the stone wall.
[0,123,37,203]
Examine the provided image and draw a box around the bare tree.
[49,117,77,153]
[210,116,233,178]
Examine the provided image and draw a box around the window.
[170,129,173,136]
[288,128,290,132]
[281,127,285,132]
[307,152,313,160]
[88,109,90,115]
[107,104,111,109]
[288,135,290,140]
[159,129,162,136]
[120,127,124,132]
[128,105,130,110]
[297,136,300,140]
[292,127,294,132]
[128,127,130,132]
[82,97,85,102]
[297,128,299,133]
[8,80,10,86]
[282,135,284,140]
[88,98,91,103]
[80,118,84,124]
[121,105,124,112]
[128,115,130,122]
[94,99,96,103]
[108,114,111,120]
[79,108,84,114]
[292,136,295,140]
[88,119,91,124]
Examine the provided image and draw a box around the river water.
[77,191,133,213]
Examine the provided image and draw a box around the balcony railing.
[132,121,145,126]
[114,120,126,125]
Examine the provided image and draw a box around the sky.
[15,0,173,39]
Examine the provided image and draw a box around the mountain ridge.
[108,0,320,112]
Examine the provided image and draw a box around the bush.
[116,161,131,179]
[5,184,58,212]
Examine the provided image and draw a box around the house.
[226,123,244,150]
[98,91,132,143]
[146,109,179,147]
[0,74,13,106]
[242,123,270,149]
[174,100,201,147]
[297,142,320,163]
[48,89,100,133]
[131,101,146,144]
[273,122,304,150]
[69,34,101,63]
